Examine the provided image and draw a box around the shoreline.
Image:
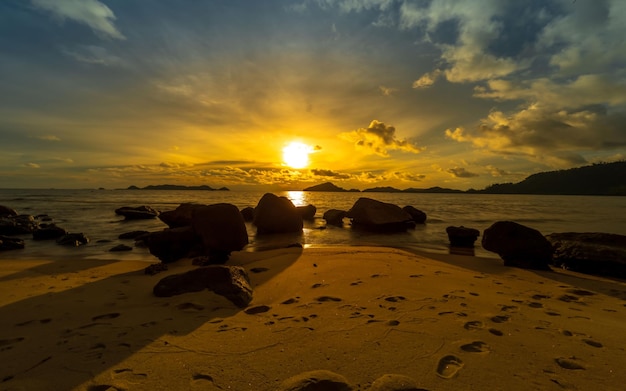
[1,246,625,390]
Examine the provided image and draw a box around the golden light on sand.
[282,141,313,169]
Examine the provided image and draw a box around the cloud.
[447,167,478,178]
[31,0,125,40]
[379,85,396,96]
[412,69,442,89]
[311,169,350,179]
[486,165,511,177]
[445,103,626,167]
[36,135,61,141]
[340,120,424,156]
[24,163,41,169]
[393,171,425,182]
[62,45,126,67]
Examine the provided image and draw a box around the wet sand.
[1,246,625,390]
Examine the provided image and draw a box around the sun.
[282,142,313,169]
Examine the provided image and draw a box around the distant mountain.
[303,182,354,192]
[362,186,403,193]
[480,161,626,195]
[403,186,464,194]
[126,184,229,191]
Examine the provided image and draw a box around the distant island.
[303,162,626,196]
[126,184,229,191]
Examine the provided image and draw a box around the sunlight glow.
[282,142,313,169]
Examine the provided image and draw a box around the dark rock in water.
[0,235,25,251]
[153,265,253,308]
[115,205,159,220]
[56,233,90,247]
[482,221,552,270]
[253,193,303,234]
[369,374,424,391]
[0,206,18,217]
[277,370,353,391]
[158,203,198,228]
[0,215,38,235]
[144,226,202,263]
[446,226,480,247]
[145,262,168,275]
[118,230,150,240]
[402,205,427,224]
[323,209,347,226]
[33,224,67,240]
[191,203,248,261]
[240,206,255,222]
[547,232,626,278]
[296,204,317,220]
[347,197,413,232]
[109,244,133,252]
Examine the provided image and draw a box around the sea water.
[1,188,625,262]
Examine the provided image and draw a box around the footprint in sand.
[311,283,329,289]
[113,368,148,380]
[490,315,510,323]
[532,294,550,300]
[384,296,406,302]
[436,355,464,379]
[281,297,300,305]
[463,321,484,330]
[250,267,269,273]
[91,313,120,321]
[488,328,504,336]
[176,303,204,311]
[582,339,603,348]
[460,341,491,353]
[244,305,271,315]
[0,337,25,347]
[566,289,595,297]
[555,357,586,370]
[87,386,123,391]
[528,302,543,308]
[315,296,342,302]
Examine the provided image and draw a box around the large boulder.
[191,203,248,262]
[240,206,255,222]
[547,232,626,278]
[0,206,18,218]
[296,204,317,220]
[158,203,198,228]
[402,205,427,224]
[33,224,67,240]
[277,370,353,391]
[323,209,347,226]
[0,215,38,235]
[346,197,413,232]
[115,205,159,220]
[0,235,25,251]
[153,265,253,308]
[253,193,303,234]
[482,221,553,270]
[446,226,480,247]
[144,226,203,263]
[56,233,90,247]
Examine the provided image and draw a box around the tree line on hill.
[304,161,626,196]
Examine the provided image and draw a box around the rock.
[402,206,427,224]
[33,224,67,240]
[240,206,255,222]
[191,203,248,262]
[118,230,150,240]
[253,193,303,234]
[346,197,413,232]
[482,221,552,270]
[144,226,202,263]
[446,226,480,247]
[277,370,353,391]
[145,263,168,275]
[0,235,25,251]
[547,232,626,278]
[0,205,18,217]
[296,204,317,220]
[56,233,90,247]
[115,205,159,220]
[0,215,38,235]
[153,265,253,307]
[369,374,426,391]
[323,209,347,226]
[158,203,199,228]
[109,244,133,252]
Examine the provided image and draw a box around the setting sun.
[282,142,313,169]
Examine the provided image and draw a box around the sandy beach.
[1,246,625,390]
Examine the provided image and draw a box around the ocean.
[1,188,625,262]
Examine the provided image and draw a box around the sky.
[1,0,625,190]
